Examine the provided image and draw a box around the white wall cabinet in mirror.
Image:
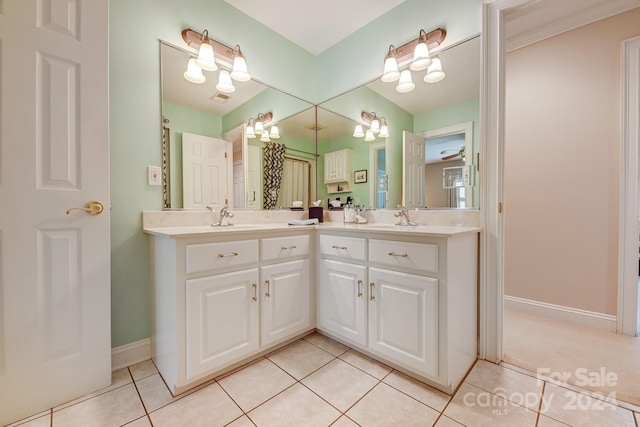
[160,41,316,210]
[318,35,480,209]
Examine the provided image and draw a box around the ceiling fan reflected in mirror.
[441,146,465,161]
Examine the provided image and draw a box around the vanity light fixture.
[245,112,277,141]
[183,57,206,84]
[353,111,389,141]
[216,69,235,93]
[381,27,446,92]
[181,28,251,84]
[424,57,446,83]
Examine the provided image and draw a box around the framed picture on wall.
[354,169,367,184]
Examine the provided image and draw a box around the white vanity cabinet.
[316,229,478,394]
[149,230,313,395]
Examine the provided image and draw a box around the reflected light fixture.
[216,69,235,93]
[181,28,251,84]
[424,57,446,83]
[183,57,206,84]
[381,27,446,92]
[353,111,389,141]
[245,112,276,140]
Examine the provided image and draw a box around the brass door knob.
[66,201,104,216]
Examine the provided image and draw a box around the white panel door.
[318,260,368,346]
[182,132,232,210]
[368,268,438,377]
[246,145,262,210]
[261,260,311,346]
[0,0,110,424]
[402,131,426,208]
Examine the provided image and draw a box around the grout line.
[128,366,152,426]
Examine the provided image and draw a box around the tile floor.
[7,332,640,427]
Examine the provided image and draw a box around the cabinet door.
[324,152,336,182]
[261,260,311,346]
[186,269,259,380]
[318,260,368,346]
[368,268,438,377]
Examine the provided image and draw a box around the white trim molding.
[505,296,618,333]
[111,338,152,371]
[617,35,640,337]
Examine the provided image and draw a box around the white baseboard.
[504,295,617,333]
[111,338,152,371]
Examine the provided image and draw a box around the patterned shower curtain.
[263,142,287,209]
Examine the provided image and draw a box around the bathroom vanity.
[145,220,479,395]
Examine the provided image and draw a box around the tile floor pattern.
[7,332,640,427]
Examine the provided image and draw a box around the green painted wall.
[109,0,482,348]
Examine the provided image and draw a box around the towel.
[288,218,319,226]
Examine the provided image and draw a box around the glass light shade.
[260,130,270,142]
[424,58,446,83]
[379,124,389,138]
[396,70,415,93]
[353,124,364,138]
[410,41,432,71]
[269,125,280,139]
[231,55,250,81]
[183,58,206,84]
[216,70,236,93]
[381,56,400,82]
[254,120,264,133]
[364,130,375,142]
[246,124,256,139]
[370,119,380,134]
[196,42,217,71]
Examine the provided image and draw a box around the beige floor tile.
[444,382,537,427]
[226,415,256,427]
[267,339,335,380]
[304,332,349,356]
[53,368,133,411]
[302,358,379,411]
[248,383,340,427]
[434,415,465,426]
[129,359,158,381]
[540,382,636,427]
[218,358,296,412]
[339,349,392,379]
[6,412,50,427]
[383,370,451,412]
[636,412,639,424]
[536,414,571,426]
[330,415,360,426]
[122,416,152,426]
[149,382,242,427]
[346,382,440,427]
[52,383,146,427]
[465,360,543,410]
[135,373,177,412]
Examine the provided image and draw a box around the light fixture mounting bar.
[394,27,446,65]
[361,111,377,124]
[182,28,236,68]
[256,112,273,124]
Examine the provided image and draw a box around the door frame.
[480,0,640,362]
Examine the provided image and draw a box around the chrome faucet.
[209,205,234,227]
[394,205,417,226]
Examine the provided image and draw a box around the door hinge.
[477,153,480,171]
[224,152,228,158]
[225,198,228,205]
[498,202,503,213]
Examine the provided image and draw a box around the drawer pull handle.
[265,280,271,298]
[369,282,375,301]
[388,252,409,258]
[331,245,347,250]
[281,245,297,250]
[252,283,257,302]
[357,280,363,298]
[217,252,239,258]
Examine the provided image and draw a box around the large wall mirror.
[317,35,480,209]
[160,41,316,210]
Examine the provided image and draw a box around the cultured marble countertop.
[143,223,482,238]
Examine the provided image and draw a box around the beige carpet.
[504,308,640,408]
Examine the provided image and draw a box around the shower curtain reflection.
[276,157,311,208]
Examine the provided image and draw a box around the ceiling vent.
[305,122,326,131]
[210,92,231,103]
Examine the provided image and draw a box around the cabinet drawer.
[186,240,258,274]
[319,234,366,261]
[369,239,438,273]
[261,234,310,262]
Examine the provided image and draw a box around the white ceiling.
[224,0,406,55]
